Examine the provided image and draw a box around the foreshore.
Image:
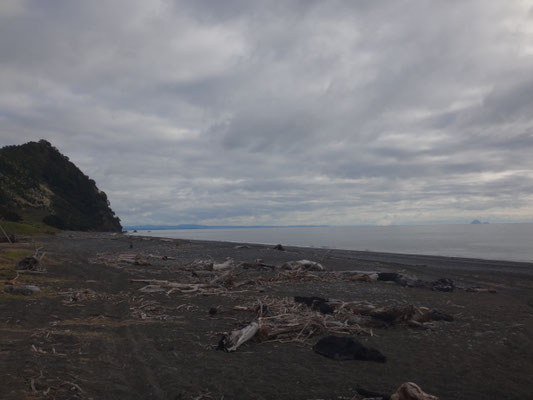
[1,231,532,399]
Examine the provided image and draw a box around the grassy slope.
[0,221,58,237]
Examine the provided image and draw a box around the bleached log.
[213,258,234,271]
[209,268,235,285]
[139,285,165,293]
[147,254,177,260]
[219,322,259,352]
[0,222,12,243]
[281,260,324,271]
[130,279,211,289]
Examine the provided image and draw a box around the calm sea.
[133,223,533,263]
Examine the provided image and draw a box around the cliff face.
[0,140,122,232]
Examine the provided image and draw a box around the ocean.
[132,223,533,263]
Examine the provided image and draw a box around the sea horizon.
[129,222,533,263]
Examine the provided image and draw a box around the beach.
[1,232,532,399]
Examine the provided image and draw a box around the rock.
[390,382,439,400]
[431,278,455,292]
[294,296,334,314]
[370,305,417,324]
[428,309,453,322]
[3,284,40,295]
[377,272,401,282]
[313,335,386,362]
[17,256,39,270]
[281,260,324,271]
[273,244,285,251]
[354,385,389,400]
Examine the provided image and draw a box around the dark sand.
[1,232,533,399]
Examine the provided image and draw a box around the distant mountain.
[124,224,328,231]
[471,220,489,224]
[0,140,121,232]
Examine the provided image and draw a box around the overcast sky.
[1,1,533,226]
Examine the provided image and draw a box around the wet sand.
[1,232,532,399]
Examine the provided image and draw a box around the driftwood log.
[390,382,439,400]
[218,322,259,352]
[213,259,234,271]
[281,260,324,271]
[131,279,214,294]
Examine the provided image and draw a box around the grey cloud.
[1,0,532,225]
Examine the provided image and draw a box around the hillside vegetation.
[0,140,121,232]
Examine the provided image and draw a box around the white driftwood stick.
[209,268,235,285]
[213,259,234,271]
[225,322,259,352]
[0,222,12,243]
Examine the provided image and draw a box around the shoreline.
[129,232,533,278]
[1,231,532,399]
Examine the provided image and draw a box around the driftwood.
[281,260,324,271]
[390,382,439,400]
[15,269,47,274]
[147,254,177,260]
[330,300,453,328]
[131,279,214,293]
[213,258,234,271]
[209,268,236,285]
[134,256,150,266]
[117,253,137,263]
[218,321,259,352]
[231,297,452,345]
[247,297,371,343]
[17,247,46,272]
[0,222,12,243]
[191,270,216,278]
[466,287,497,293]
[240,259,276,270]
[336,270,379,281]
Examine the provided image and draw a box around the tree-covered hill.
[0,140,122,232]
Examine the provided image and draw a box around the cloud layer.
[2,0,533,225]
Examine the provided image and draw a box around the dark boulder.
[313,335,386,362]
[377,272,401,282]
[4,284,40,295]
[17,256,39,270]
[428,309,454,322]
[431,278,455,292]
[294,296,334,314]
